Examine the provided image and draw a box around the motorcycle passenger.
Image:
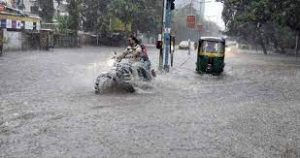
[139,40,152,71]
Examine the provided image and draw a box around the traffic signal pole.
[162,0,174,72]
[163,0,170,72]
[158,0,166,72]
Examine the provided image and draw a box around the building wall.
[3,29,23,51]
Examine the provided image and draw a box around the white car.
[179,41,195,50]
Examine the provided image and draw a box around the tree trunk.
[280,46,286,54]
[258,29,268,55]
[267,23,283,53]
[295,32,299,57]
[125,23,127,32]
[260,40,268,55]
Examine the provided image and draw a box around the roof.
[200,36,225,42]
[0,13,40,22]
[0,6,40,22]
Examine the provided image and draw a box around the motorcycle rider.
[116,35,154,80]
[117,35,142,62]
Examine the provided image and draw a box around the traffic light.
[170,0,175,10]
[167,0,175,10]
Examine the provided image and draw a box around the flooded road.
[1,47,299,157]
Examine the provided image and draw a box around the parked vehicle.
[179,40,195,50]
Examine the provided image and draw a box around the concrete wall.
[3,29,23,51]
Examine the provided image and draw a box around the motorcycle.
[94,53,155,94]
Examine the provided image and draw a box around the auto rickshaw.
[196,37,225,75]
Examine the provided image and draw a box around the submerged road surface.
[0,47,299,157]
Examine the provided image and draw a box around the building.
[3,0,68,17]
[0,0,41,50]
[0,0,41,30]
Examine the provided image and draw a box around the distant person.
[205,42,216,52]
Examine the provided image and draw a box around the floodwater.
[0,46,299,157]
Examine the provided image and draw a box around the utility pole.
[295,33,299,59]
[162,0,175,72]
[188,0,192,55]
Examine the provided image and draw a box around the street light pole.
[158,0,166,71]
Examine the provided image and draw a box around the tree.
[109,0,138,32]
[38,0,55,23]
[55,0,62,5]
[219,0,300,54]
[81,0,162,36]
[56,15,73,34]
[132,0,163,34]
[81,0,111,34]
[67,0,82,33]
[273,1,300,54]
[219,0,271,54]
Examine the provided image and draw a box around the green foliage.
[131,0,163,34]
[67,0,82,33]
[52,0,82,35]
[56,15,74,34]
[110,0,137,28]
[81,0,111,34]
[111,18,130,31]
[81,0,162,35]
[219,0,300,53]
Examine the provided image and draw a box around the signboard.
[25,21,33,30]
[0,19,6,28]
[6,19,11,28]
[187,15,196,28]
[0,5,5,12]
[164,27,171,33]
[0,14,40,30]
[16,21,24,29]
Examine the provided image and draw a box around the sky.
[175,0,225,30]
[204,1,225,29]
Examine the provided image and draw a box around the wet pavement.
[0,46,300,158]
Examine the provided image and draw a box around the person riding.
[116,35,142,62]
[117,35,152,68]
[116,35,154,79]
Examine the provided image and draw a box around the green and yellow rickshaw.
[196,37,225,75]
